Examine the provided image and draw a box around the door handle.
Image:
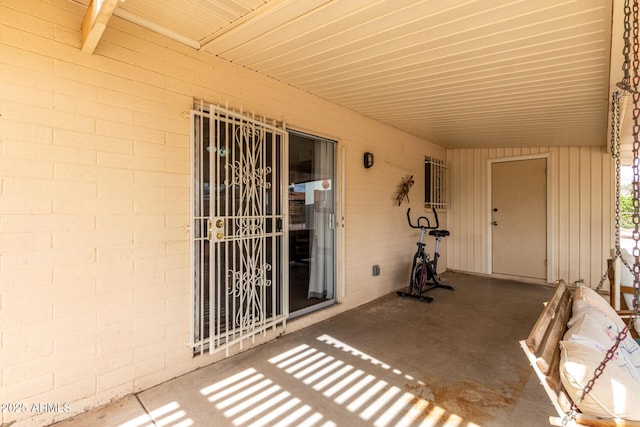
[209,218,225,241]
[491,221,499,226]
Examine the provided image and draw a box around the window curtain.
[308,141,334,299]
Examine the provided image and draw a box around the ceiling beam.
[81,0,119,54]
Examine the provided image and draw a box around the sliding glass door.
[288,131,337,316]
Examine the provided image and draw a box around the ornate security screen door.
[190,103,288,354]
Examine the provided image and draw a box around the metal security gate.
[190,102,288,354]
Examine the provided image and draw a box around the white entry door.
[190,104,288,354]
[491,158,547,279]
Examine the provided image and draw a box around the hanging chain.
[565,1,640,424]
[613,91,635,272]
[612,90,622,256]
[630,0,640,320]
[599,90,634,289]
[618,0,633,92]
[563,325,630,426]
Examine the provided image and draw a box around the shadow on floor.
[54,272,557,427]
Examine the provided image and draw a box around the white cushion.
[573,285,626,330]
[564,303,640,382]
[560,341,640,420]
[571,285,640,370]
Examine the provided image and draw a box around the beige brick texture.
[0,1,446,425]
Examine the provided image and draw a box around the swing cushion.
[559,340,640,420]
[560,285,640,420]
[564,301,640,382]
[572,285,640,368]
[573,285,626,330]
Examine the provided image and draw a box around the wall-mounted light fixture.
[364,152,374,168]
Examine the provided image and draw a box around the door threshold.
[289,299,336,319]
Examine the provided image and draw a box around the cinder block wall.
[0,1,446,425]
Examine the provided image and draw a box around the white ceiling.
[77,0,636,154]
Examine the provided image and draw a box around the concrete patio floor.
[53,272,556,427]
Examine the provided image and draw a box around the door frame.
[189,102,289,354]
[486,153,553,281]
[286,129,340,319]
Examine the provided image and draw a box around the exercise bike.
[397,208,454,302]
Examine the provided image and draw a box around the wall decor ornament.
[396,174,414,206]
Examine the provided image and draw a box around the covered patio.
[54,273,555,427]
[2,1,638,425]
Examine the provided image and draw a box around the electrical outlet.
[372,265,380,276]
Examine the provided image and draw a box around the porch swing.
[520,1,640,426]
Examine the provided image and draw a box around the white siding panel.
[568,147,580,280]
[579,147,591,283]
[465,149,474,272]
[474,148,486,273]
[447,146,613,286]
[590,148,605,285]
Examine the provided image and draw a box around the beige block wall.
[0,1,445,425]
[447,146,614,287]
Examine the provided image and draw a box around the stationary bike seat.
[429,229,450,237]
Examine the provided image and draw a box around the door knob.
[491,221,499,226]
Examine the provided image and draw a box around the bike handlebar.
[407,207,439,230]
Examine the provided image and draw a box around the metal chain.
[618,0,632,92]
[563,325,631,424]
[615,91,635,275]
[565,1,640,423]
[613,90,622,255]
[562,410,576,427]
[631,0,640,319]
[579,328,629,400]
[599,90,637,288]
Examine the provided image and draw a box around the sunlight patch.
[193,336,483,427]
[199,366,335,426]
[144,402,193,427]
[317,334,391,370]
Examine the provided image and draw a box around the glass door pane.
[288,131,336,316]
